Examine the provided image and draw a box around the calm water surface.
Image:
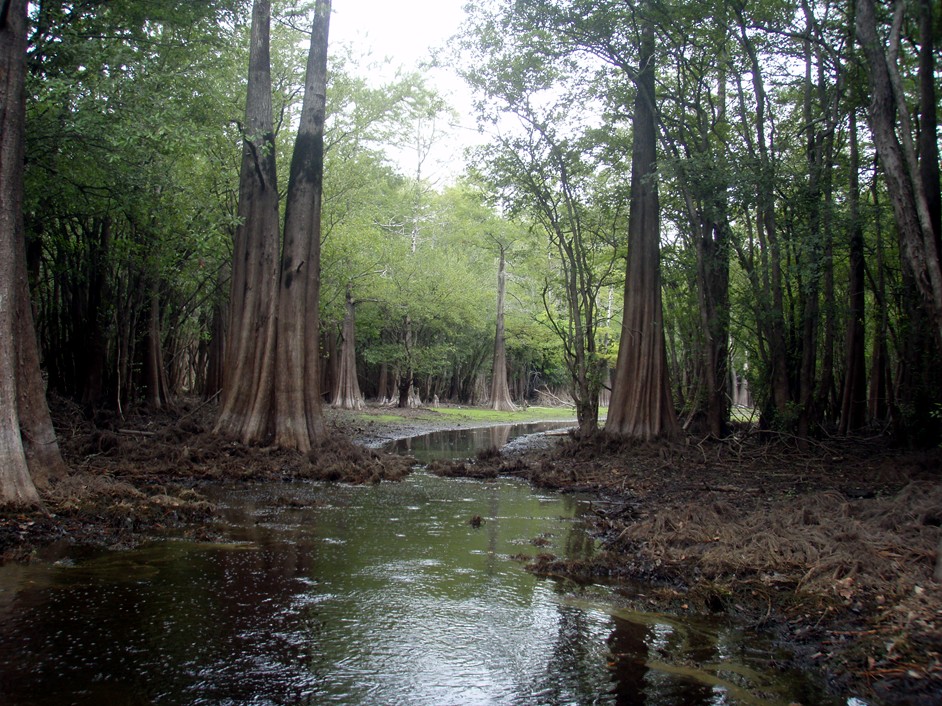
[384,420,575,462]
[0,425,839,705]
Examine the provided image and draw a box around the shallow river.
[0,424,841,705]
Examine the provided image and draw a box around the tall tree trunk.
[1,0,66,504]
[322,329,337,402]
[869,172,891,423]
[398,315,414,408]
[204,288,226,400]
[144,288,173,410]
[735,10,791,424]
[605,18,678,441]
[215,0,280,444]
[376,362,389,404]
[856,0,942,344]
[331,284,364,410]
[274,0,330,449]
[80,216,110,410]
[490,245,515,411]
[840,109,867,433]
[918,0,941,244]
[696,218,730,438]
[797,28,821,441]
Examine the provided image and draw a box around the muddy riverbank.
[428,431,942,706]
[1,400,940,704]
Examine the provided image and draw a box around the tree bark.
[490,245,515,411]
[376,362,390,405]
[144,288,173,410]
[331,284,364,410]
[869,173,891,423]
[215,0,280,444]
[840,109,867,433]
[274,0,330,449]
[79,217,111,409]
[605,19,679,441]
[1,0,66,504]
[215,0,331,450]
[856,0,942,344]
[695,217,730,438]
[735,9,792,424]
[917,0,941,245]
[203,287,226,400]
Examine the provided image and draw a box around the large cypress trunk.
[274,0,330,449]
[331,285,364,410]
[605,19,678,441]
[215,0,280,444]
[1,0,66,504]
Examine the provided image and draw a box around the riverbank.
[1,400,940,704]
[427,427,942,706]
[0,401,570,559]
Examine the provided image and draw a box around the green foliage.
[20,0,941,447]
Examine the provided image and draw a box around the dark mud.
[1,399,412,561]
[2,400,940,704]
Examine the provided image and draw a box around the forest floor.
[1,398,940,705]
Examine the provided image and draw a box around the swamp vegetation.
[1,0,941,703]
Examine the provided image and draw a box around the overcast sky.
[330,0,465,73]
[329,0,480,183]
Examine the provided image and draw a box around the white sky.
[329,0,481,184]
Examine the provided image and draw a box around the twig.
[179,390,221,422]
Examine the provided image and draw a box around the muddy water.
[0,427,839,705]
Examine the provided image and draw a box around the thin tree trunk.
[204,288,226,400]
[144,288,173,410]
[80,217,110,409]
[797,45,821,443]
[840,109,867,433]
[735,10,791,423]
[917,0,941,252]
[696,217,730,438]
[869,172,890,423]
[398,315,413,408]
[605,18,678,441]
[490,245,515,411]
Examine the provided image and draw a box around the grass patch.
[346,404,585,426]
[430,405,585,424]
[730,406,758,423]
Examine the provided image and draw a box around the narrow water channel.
[384,420,575,462]
[0,425,839,705]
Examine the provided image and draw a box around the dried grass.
[615,481,942,603]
